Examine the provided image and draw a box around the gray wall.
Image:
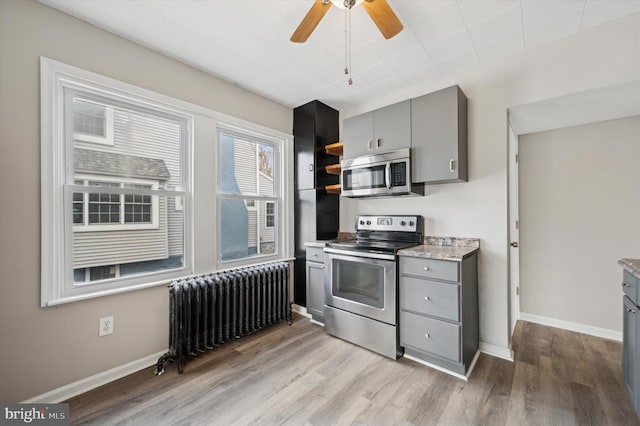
[0,0,291,402]
[341,12,640,354]
[519,116,640,332]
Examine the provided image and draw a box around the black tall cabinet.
[293,100,340,306]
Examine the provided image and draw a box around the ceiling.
[39,0,640,111]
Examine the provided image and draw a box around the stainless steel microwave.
[341,149,424,198]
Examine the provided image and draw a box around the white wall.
[0,0,291,402]
[519,116,640,333]
[341,12,640,354]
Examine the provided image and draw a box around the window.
[73,98,114,145]
[266,202,275,228]
[41,58,192,306]
[217,127,281,263]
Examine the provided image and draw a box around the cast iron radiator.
[155,261,291,375]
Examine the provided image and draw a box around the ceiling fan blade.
[362,0,404,39]
[290,0,332,43]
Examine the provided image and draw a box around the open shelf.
[325,163,341,175]
[325,142,343,157]
[325,184,341,194]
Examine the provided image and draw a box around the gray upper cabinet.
[343,100,411,159]
[411,85,468,184]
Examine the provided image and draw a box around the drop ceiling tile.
[457,0,521,27]
[423,29,475,63]
[436,51,479,75]
[357,61,398,85]
[467,7,522,47]
[409,1,466,44]
[401,64,442,86]
[392,0,452,26]
[475,34,524,62]
[388,46,435,74]
[522,0,585,30]
[524,9,583,48]
[372,75,411,95]
[581,1,640,29]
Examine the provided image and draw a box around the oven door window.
[333,260,384,308]
[343,165,386,191]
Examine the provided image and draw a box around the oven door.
[324,247,397,325]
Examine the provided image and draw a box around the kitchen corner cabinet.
[399,253,478,376]
[411,85,468,184]
[622,269,640,417]
[305,246,325,323]
[343,100,411,159]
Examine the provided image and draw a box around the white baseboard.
[309,318,325,327]
[292,304,311,318]
[403,350,480,381]
[519,312,622,342]
[479,341,514,361]
[22,350,166,404]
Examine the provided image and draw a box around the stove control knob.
[400,221,406,226]
[359,220,365,225]
[366,220,371,225]
[409,221,415,226]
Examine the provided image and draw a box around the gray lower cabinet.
[399,253,478,376]
[622,268,640,417]
[305,246,325,323]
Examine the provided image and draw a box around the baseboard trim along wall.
[519,312,622,342]
[22,350,166,404]
[291,304,311,318]
[479,341,515,361]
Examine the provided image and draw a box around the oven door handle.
[324,247,396,261]
[385,161,392,190]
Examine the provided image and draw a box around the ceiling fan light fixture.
[329,0,364,10]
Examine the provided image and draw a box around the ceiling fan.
[290,0,404,43]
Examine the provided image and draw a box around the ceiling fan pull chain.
[348,6,353,85]
[344,8,348,76]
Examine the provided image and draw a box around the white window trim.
[73,99,115,146]
[40,57,194,307]
[72,174,160,232]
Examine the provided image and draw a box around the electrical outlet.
[99,316,114,336]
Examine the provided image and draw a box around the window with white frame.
[73,98,114,145]
[217,127,281,262]
[41,58,192,305]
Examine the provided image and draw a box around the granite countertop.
[305,235,480,261]
[618,258,640,276]
[398,237,479,261]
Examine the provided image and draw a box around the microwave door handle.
[385,162,392,190]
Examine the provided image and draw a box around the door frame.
[507,119,520,342]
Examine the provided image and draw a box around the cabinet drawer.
[623,270,639,304]
[400,257,458,282]
[306,246,324,262]
[400,311,460,362]
[400,276,459,321]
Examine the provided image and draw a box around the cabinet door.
[306,261,325,321]
[411,85,467,183]
[372,100,411,154]
[293,122,316,190]
[343,111,374,159]
[624,296,639,410]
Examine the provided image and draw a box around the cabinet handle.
[449,159,455,172]
[622,282,631,288]
[424,333,431,339]
[308,164,314,172]
[367,139,372,150]
[312,253,318,257]
[376,138,380,148]
[424,296,431,301]
[423,266,431,271]
[627,307,637,314]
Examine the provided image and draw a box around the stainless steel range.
[323,215,423,359]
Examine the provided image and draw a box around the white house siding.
[233,140,257,195]
[248,209,257,248]
[72,197,168,268]
[258,172,275,244]
[74,108,183,262]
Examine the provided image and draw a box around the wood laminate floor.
[66,314,640,425]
